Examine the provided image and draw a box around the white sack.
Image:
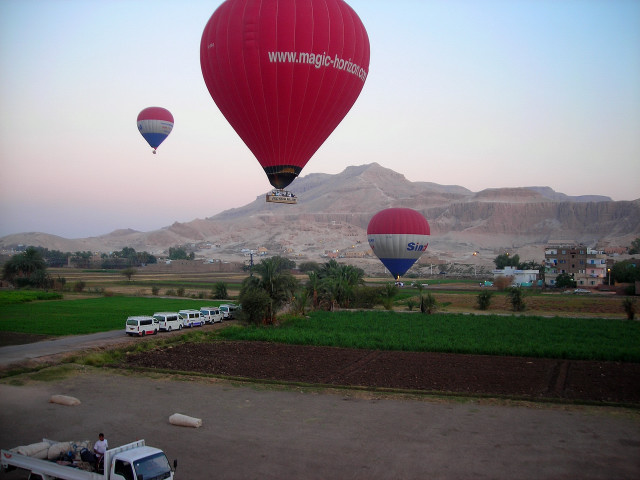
[49,395,81,406]
[12,442,50,459]
[47,442,72,460]
[169,413,202,428]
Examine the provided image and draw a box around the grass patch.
[0,290,63,306]
[0,296,223,336]
[219,310,640,362]
[27,364,83,382]
[74,329,219,368]
[0,363,88,383]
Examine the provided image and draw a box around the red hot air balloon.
[200,0,370,192]
[367,208,431,279]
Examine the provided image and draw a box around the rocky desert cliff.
[1,163,638,273]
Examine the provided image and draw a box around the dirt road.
[1,369,639,480]
[1,327,639,479]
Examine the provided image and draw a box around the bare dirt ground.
[1,368,640,480]
[1,332,640,479]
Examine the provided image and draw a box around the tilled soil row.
[125,341,640,405]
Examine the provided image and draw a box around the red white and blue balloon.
[137,107,174,154]
[367,208,431,279]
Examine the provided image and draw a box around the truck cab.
[108,444,173,480]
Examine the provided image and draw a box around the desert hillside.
[1,163,638,275]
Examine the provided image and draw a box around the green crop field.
[0,294,224,335]
[1,291,638,363]
[219,310,640,362]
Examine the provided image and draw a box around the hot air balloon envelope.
[367,208,431,278]
[200,0,370,189]
[137,107,174,153]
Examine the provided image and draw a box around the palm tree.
[306,271,321,309]
[381,283,398,310]
[240,256,299,324]
[314,260,365,309]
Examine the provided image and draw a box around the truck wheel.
[141,331,146,337]
[178,325,182,330]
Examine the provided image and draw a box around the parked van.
[153,312,183,332]
[200,307,223,324]
[178,309,204,328]
[126,316,159,336]
[219,304,238,320]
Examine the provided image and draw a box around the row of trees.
[18,246,159,269]
[238,256,545,325]
[239,257,471,324]
[239,258,368,324]
[6,244,205,269]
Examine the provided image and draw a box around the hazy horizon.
[2,0,639,238]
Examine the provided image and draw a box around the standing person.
[93,433,108,470]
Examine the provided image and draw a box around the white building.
[492,266,540,287]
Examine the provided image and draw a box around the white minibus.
[178,309,204,327]
[200,307,223,324]
[153,312,183,332]
[125,316,159,336]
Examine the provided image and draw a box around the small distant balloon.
[367,208,431,279]
[137,107,174,154]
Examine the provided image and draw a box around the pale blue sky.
[1,0,638,238]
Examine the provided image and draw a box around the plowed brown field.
[125,341,640,405]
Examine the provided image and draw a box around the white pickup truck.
[1,439,176,480]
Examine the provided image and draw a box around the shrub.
[213,282,228,299]
[176,287,185,297]
[407,299,416,311]
[420,293,437,314]
[53,276,66,292]
[238,286,271,325]
[73,281,86,293]
[623,297,636,320]
[477,291,493,310]
[351,286,383,309]
[165,289,176,296]
[151,286,160,296]
[556,272,577,289]
[507,286,526,312]
[494,276,514,291]
[381,283,398,311]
